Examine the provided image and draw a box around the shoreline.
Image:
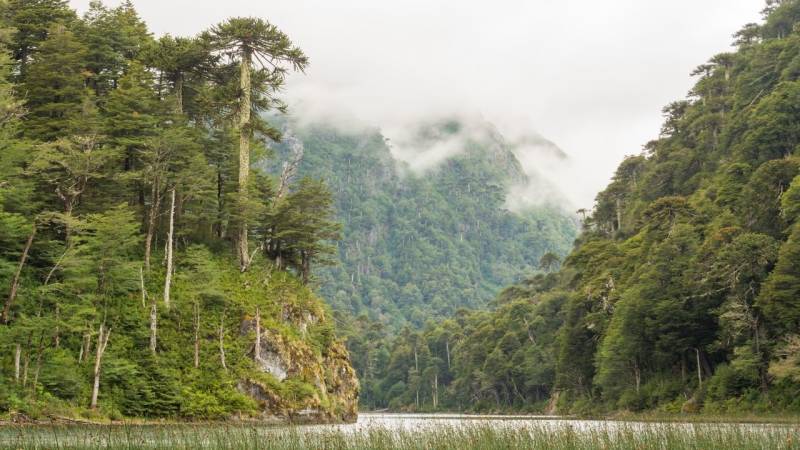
[4,411,800,427]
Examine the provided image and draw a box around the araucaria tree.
[207,18,308,271]
[0,1,356,421]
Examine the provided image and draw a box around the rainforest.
[3,0,800,438]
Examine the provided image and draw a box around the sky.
[71,0,765,209]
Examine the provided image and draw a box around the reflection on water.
[320,412,795,434]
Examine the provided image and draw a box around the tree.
[758,223,800,336]
[21,24,88,141]
[538,252,561,272]
[263,178,341,283]
[207,17,308,271]
[28,133,117,237]
[142,35,214,114]
[103,62,163,269]
[4,0,75,75]
[79,0,151,96]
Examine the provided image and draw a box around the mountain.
[357,0,800,414]
[267,117,579,329]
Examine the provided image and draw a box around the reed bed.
[0,421,798,449]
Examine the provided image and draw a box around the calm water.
[1,413,798,448]
[324,412,793,434]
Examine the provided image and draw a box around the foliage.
[0,0,356,421]
[351,0,800,414]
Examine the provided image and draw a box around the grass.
[0,422,799,449]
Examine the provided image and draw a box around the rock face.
[238,302,359,423]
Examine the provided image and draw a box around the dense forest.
[265,118,577,329]
[0,0,358,421]
[352,0,800,414]
[7,0,800,424]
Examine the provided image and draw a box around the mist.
[72,0,765,209]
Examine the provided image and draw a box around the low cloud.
[72,0,764,209]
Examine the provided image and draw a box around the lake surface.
[2,413,799,449]
[325,412,795,433]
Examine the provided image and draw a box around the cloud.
[71,0,765,208]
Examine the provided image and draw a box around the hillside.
[268,118,578,329]
[0,1,357,422]
[356,1,800,413]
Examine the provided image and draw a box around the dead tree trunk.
[163,188,175,309]
[14,344,20,383]
[90,324,111,409]
[139,266,147,308]
[254,306,261,361]
[219,317,227,371]
[21,333,30,386]
[79,332,91,364]
[3,225,36,324]
[144,177,161,272]
[433,373,438,409]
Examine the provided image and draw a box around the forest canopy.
[346,0,800,414]
[0,0,358,421]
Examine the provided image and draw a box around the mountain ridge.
[266,116,579,329]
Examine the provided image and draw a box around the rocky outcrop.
[238,304,359,423]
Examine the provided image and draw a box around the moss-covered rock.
[237,272,359,423]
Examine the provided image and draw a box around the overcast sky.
[71,0,765,208]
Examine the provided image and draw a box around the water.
[1,413,798,448]
[326,412,793,434]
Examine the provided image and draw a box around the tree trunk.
[21,333,30,386]
[163,187,175,309]
[219,317,227,371]
[3,225,36,324]
[32,335,44,395]
[446,340,451,370]
[695,347,703,388]
[174,75,184,114]
[237,50,252,271]
[193,301,200,369]
[54,304,60,348]
[90,324,110,409]
[149,299,157,354]
[14,344,20,383]
[79,332,92,364]
[216,171,224,239]
[433,373,438,409]
[254,306,261,361]
[144,177,161,272]
[139,266,147,308]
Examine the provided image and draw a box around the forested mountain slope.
[268,118,578,329]
[0,0,357,421]
[357,0,800,413]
